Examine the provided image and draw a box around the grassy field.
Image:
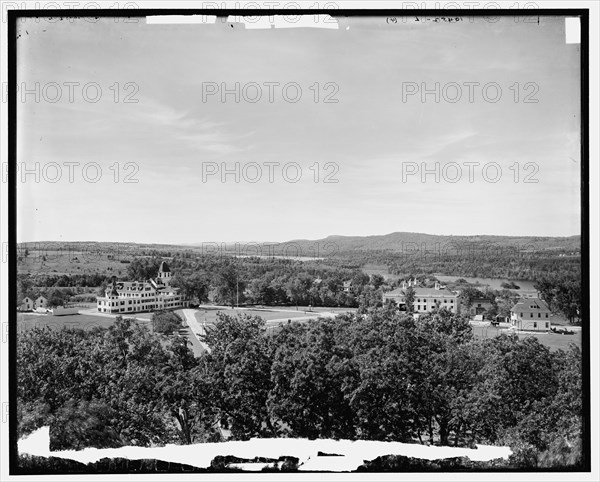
[17,309,580,353]
[16,313,153,332]
[16,308,332,335]
[470,323,582,351]
[18,248,132,276]
[16,311,206,355]
[361,264,401,282]
[193,306,354,326]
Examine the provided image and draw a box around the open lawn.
[17,305,344,343]
[16,311,204,355]
[361,264,401,282]
[17,309,579,354]
[17,312,153,332]
[291,305,358,314]
[18,248,132,277]
[470,323,582,351]
[193,305,349,326]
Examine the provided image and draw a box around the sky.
[15,14,581,244]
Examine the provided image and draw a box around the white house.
[383,279,459,315]
[34,296,48,309]
[510,297,553,331]
[19,297,34,311]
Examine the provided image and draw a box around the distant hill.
[17,233,581,280]
[280,232,581,256]
[20,232,581,260]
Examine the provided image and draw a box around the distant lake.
[434,274,537,292]
[234,255,324,262]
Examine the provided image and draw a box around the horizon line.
[15,231,582,246]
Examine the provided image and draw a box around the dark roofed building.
[468,297,494,318]
[157,261,172,284]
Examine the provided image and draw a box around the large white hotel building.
[382,279,459,315]
[97,261,189,314]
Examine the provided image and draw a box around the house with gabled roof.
[510,297,553,331]
[468,297,494,318]
[19,297,34,311]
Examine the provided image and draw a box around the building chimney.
[435,281,440,290]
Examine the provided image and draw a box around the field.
[17,309,580,353]
[18,248,132,277]
[16,311,208,356]
[470,323,582,351]
[16,312,153,332]
[16,305,356,334]
[360,264,401,282]
[193,305,357,327]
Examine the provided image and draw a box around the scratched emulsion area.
[19,427,511,471]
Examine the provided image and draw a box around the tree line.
[126,256,386,309]
[17,253,582,323]
[367,250,581,281]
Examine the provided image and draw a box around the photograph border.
[7,6,591,475]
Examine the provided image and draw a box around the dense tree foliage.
[156,256,385,309]
[17,318,216,449]
[535,273,582,323]
[376,249,581,281]
[17,272,109,291]
[126,258,163,281]
[151,311,183,335]
[17,308,583,469]
[200,314,275,439]
[170,271,211,304]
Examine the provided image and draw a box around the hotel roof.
[385,286,456,297]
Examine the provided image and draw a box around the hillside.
[282,232,581,256]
